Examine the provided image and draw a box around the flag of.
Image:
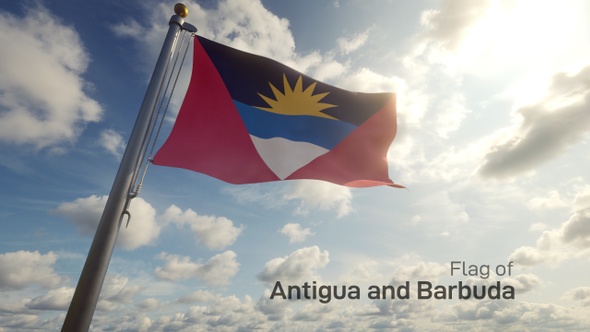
[153,36,402,188]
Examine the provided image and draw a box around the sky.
[1,0,590,331]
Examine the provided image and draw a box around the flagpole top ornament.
[174,3,188,18]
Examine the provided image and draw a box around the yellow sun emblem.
[256,74,337,119]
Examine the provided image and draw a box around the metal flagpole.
[62,4,190,331]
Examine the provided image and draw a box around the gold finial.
[174,3,188,18]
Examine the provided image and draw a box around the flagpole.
[62,4,189,331]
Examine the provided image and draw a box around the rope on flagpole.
[118,29,183,228]
[130,29,195,201]
[122,7,198,229]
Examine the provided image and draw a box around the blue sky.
[1,0,590,331]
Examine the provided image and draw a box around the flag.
[153,36,402,188]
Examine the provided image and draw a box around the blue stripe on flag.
[234,101,356,150]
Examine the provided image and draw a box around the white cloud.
[54,195,161,250]
[408,190,470,237]
[527,190,569,210]
[54,195,105,234]
[138,298,160,310]
[280,223,314,243]
[564,287,590,306]
[394,1,481,143]
[152,294,266,331]
[25,287,74,311]
[0,314,41,331]
[0,5,102,150]
[155,251,239,286]
[225,181,354,218]
[306,58,348,83]
[387,257,447,284]
[433,92,470,138]
[419,0,492,53]
[510,201,590,266]
[502,273,541,294]
[573,185,590,211]
[337,30,370,55]
[114,316,153,332]
[203,0,295,62]
[176,289,216,304]
[0,251,65,290]
[100,274,143,309]
[224,184,294,210]
[286,181,353,218]
[99,129,126,158]
[337,67,403,94]
[122,198,161,249]
[529,222,549,232]
[163,205,243,250]
[561,208,590,249]
[113,0,295,66]
[256,289,293,321]
[479,65,590,178]
[509,245,549,267]
[339,260,386,286]
[257,246,329,285]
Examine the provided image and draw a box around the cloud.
[529,222,549,232]
[54,195,161,250]
[564,287,590,306]
[163,205,243,250]
[257,246,329,285]
[0,5,102,150]
[337,30,369,55]
[561,208,590,249]
[0,314,41,331]
[0,251,65,290]
[256,294,291,321]
[99,274,143,309]
[154,251,239,286]
[448,300,585,329]
[138,298,160,310]
[387,258,447,285]
[419,0,492,52]
[572,184,590,211]
[99,129,126,158]
[176,289,216,304]
[408,191,470,237]
[286,181,353,218]
[25,287,74,311]
[527,190,569,210]
[394,0,481,142]
[509,188,590,266]
[280,223,314,243]
[225,181,353,218]
[113,0,295,66]
[479,65,590,178]
[148,294,266,331]
[200,0,295,62]
[337,67,404,94]
[502,273,541,294]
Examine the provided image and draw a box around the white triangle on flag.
[250,135,329,180]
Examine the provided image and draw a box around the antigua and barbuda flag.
[153,36,402,188]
